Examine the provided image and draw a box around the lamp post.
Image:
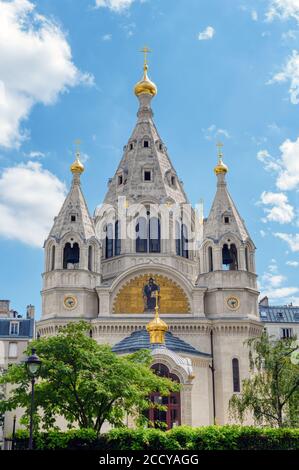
[25,348,41,450]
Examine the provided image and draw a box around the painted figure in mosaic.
[143,277,160,311]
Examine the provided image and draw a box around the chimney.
[259,296,269,307]
[26,304,35,319]
[0,300,10,318]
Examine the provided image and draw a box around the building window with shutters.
[9,322,19,336]
[281,328,293,339]
[8,342,18,358]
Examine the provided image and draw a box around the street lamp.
[25,348,41,450]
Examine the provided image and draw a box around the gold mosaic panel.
[113,274,190,314]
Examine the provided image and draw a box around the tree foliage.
[229,331,299,427]
[0,322,178,434]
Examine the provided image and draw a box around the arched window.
[115,220,121,256]
[146,363,181,429]
[105,223,114,259]
[245,247,249,271]
[136,217,148,253]
[149,217,160,253]
[175,222,188,259]
[208,246,213,272]
[222,243,238,271]
[51,245,55,271]
[136,214,161,253]
[63,242,80,269]
[88,245,93,271]
[232,358,240,392]
[175,221,181,256]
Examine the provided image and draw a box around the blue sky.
[0,0,299,318]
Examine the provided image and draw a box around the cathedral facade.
[37,59,263,428]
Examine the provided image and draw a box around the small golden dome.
[214,142,228,175]
[214,160,228,175]
[134,64,157,97]
[146,291,168,344]
[70,152,84,175]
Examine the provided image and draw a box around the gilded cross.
[74,139,81,154]
[140,46,151,67]
[216,141,223,160]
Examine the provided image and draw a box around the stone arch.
[112,271,191,314]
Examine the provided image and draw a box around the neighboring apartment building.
[259,296,299,340]
[0,300,35,449]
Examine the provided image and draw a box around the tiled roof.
[0,318,34,338]
[259,305,299,323]
[112,329,211,357]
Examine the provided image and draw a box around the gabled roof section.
[204,174,251,243]
[48,174,95,242]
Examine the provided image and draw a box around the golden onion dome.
[134,64,157,97]
[214,159,228,175]
[70,152,84,175]
[146,291,168,344]
[214,142,228,175]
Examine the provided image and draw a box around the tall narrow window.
[149,217,160,253]
[136,217,148,253]
[232,358,240,392]
[63,242,80,269]
[175,221,181,256]
[115,220,121,256]
[208,246,213,272]
[105,224,114,259]
[88,245,93,271]
[245,247,249,271]
[181,224,189,259]
[51,245,55,271]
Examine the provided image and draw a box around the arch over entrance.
[146,363,181,429]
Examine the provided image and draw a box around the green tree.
[229,331,299,427]
[0,322,178,434]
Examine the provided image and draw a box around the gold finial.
[214,141,228,175]
[134,46,157,97]
[140,46,151,70]
[70,139,84,175]
[146,290,168,344]
[216,141,223,159]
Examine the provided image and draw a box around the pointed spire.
[146,291,168,344]
[47,144,94,241]
[204,143,250,243]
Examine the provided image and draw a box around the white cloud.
[102,34,112,41]
[251,10,258,21]
[282,29,297,40]
[259,191,294,224]
[269,50,299,104]
[266,0,299,22]
[275,232,299,251]
[260,229,267,237]
[257,149,281,172]
[262,272,286,287]
[202,124,230,140]
[276,136,299,190]
[0,161,66,247]
[257,138,299,191]
[260,259,299,301]
[25,151,45,159]
[0,0,93,149]
[198,26,215,41]
[95,0,136,12]
[286,260,299,266]
[262,286,299,299]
